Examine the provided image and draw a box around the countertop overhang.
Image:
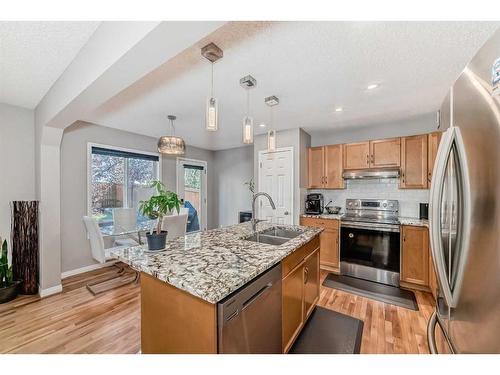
[110,221,322,304]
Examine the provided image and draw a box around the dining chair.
[83,216,139,295]
[112,208,140,247]
[161,213,188,240]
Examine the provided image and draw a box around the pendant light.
[158,115,185,155]
[201,43,223,132]
[240,75,257,144]
[265,95,279,152]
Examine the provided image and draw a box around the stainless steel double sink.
[244,227,304,246]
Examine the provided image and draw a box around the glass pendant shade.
[267,130,276,152]
[242,116,254,144]
[158,136,185,155]
[206,97,218,131]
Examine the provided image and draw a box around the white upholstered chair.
[161,213,188,240]
[83,216,139,295]
[112,208,140,247]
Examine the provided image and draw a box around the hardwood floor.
[318,270,435,354]
[0,266,434,354]
[0,265,140,354]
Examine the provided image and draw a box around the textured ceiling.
[0,21,100,109]
[87,21,499,150]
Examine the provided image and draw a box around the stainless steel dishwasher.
[217,263,282,353]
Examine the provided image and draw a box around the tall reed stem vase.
[11,201,39,295]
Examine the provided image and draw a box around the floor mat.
[290,306,363,354]
[322,273,418,311]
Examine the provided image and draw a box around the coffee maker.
[305,193,324,215]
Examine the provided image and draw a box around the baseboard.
[61,260,117,279]
[39,284,63,298]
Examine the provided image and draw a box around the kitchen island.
[111,221,322,354]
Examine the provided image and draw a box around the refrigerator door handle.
[429,127,455,307]
[427,311,455,354]
[429,126,472,309]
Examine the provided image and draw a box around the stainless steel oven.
[340,199,401,287]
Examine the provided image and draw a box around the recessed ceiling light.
[259,123,266,128]
[335,107,343,112]
[367,83,379,90]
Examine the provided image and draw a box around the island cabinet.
[400,225,430,291]
[400,134,428,189]
[281,235,320,353]
[299,217,339,272]
[307,145,344,189]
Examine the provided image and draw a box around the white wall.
[60,121,215,274]
[0,103,36,239]
[214,146,254,227]
[309,112,439,147]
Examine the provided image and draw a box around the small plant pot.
[0,280,21,304]
[146,231,168,251]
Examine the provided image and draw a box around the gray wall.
[309,112,439,146]
[60,121,215,273]
[0,103,36,239]
[213,146,254,227]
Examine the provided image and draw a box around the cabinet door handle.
[366,154,370,164]
[325,176,328,185]
[304,267,309,284]
[371,154,375,163]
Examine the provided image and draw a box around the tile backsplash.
[309,178,429,218]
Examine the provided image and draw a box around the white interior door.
[258,148,293,225]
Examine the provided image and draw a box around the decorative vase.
[146,231,168,251]
[0,280,21,304]
[11,201,39,295]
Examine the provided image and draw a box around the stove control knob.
[382,203,387,208]
[389,203,394,208]
[354,202,359,206]
[348,202,353,206]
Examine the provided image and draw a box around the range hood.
[342,168,401,180]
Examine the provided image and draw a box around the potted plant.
[139,181,181,251]
[0,237,20,304]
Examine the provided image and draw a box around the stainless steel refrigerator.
[427,27,500,354]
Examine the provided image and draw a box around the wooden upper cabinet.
[428,132,442,184]
[324,144,344,189]
[307,145,344,189]
[370,138,401,168]
[401,225,429,287]
[343,141,370,170]
[400,134,428,189]
[308,147,324,189]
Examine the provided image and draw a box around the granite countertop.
[399,217,429,227]
[110,221,322,304]
[301,213,343,220]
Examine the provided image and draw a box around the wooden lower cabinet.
[281,236,320,353]
[300,217,340,272]
[400,225,430,290]
[303,249,320,320]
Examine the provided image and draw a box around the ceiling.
[0,21,100,109]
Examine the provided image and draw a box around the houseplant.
[139,181,181,250]
[0,237,20,303]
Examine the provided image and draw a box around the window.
[89,145,160,226]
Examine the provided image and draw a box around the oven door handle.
[341,222,400,233]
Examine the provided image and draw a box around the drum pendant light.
[265,95,279,152]
[158,115,185,155]
[201,43,223,132]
